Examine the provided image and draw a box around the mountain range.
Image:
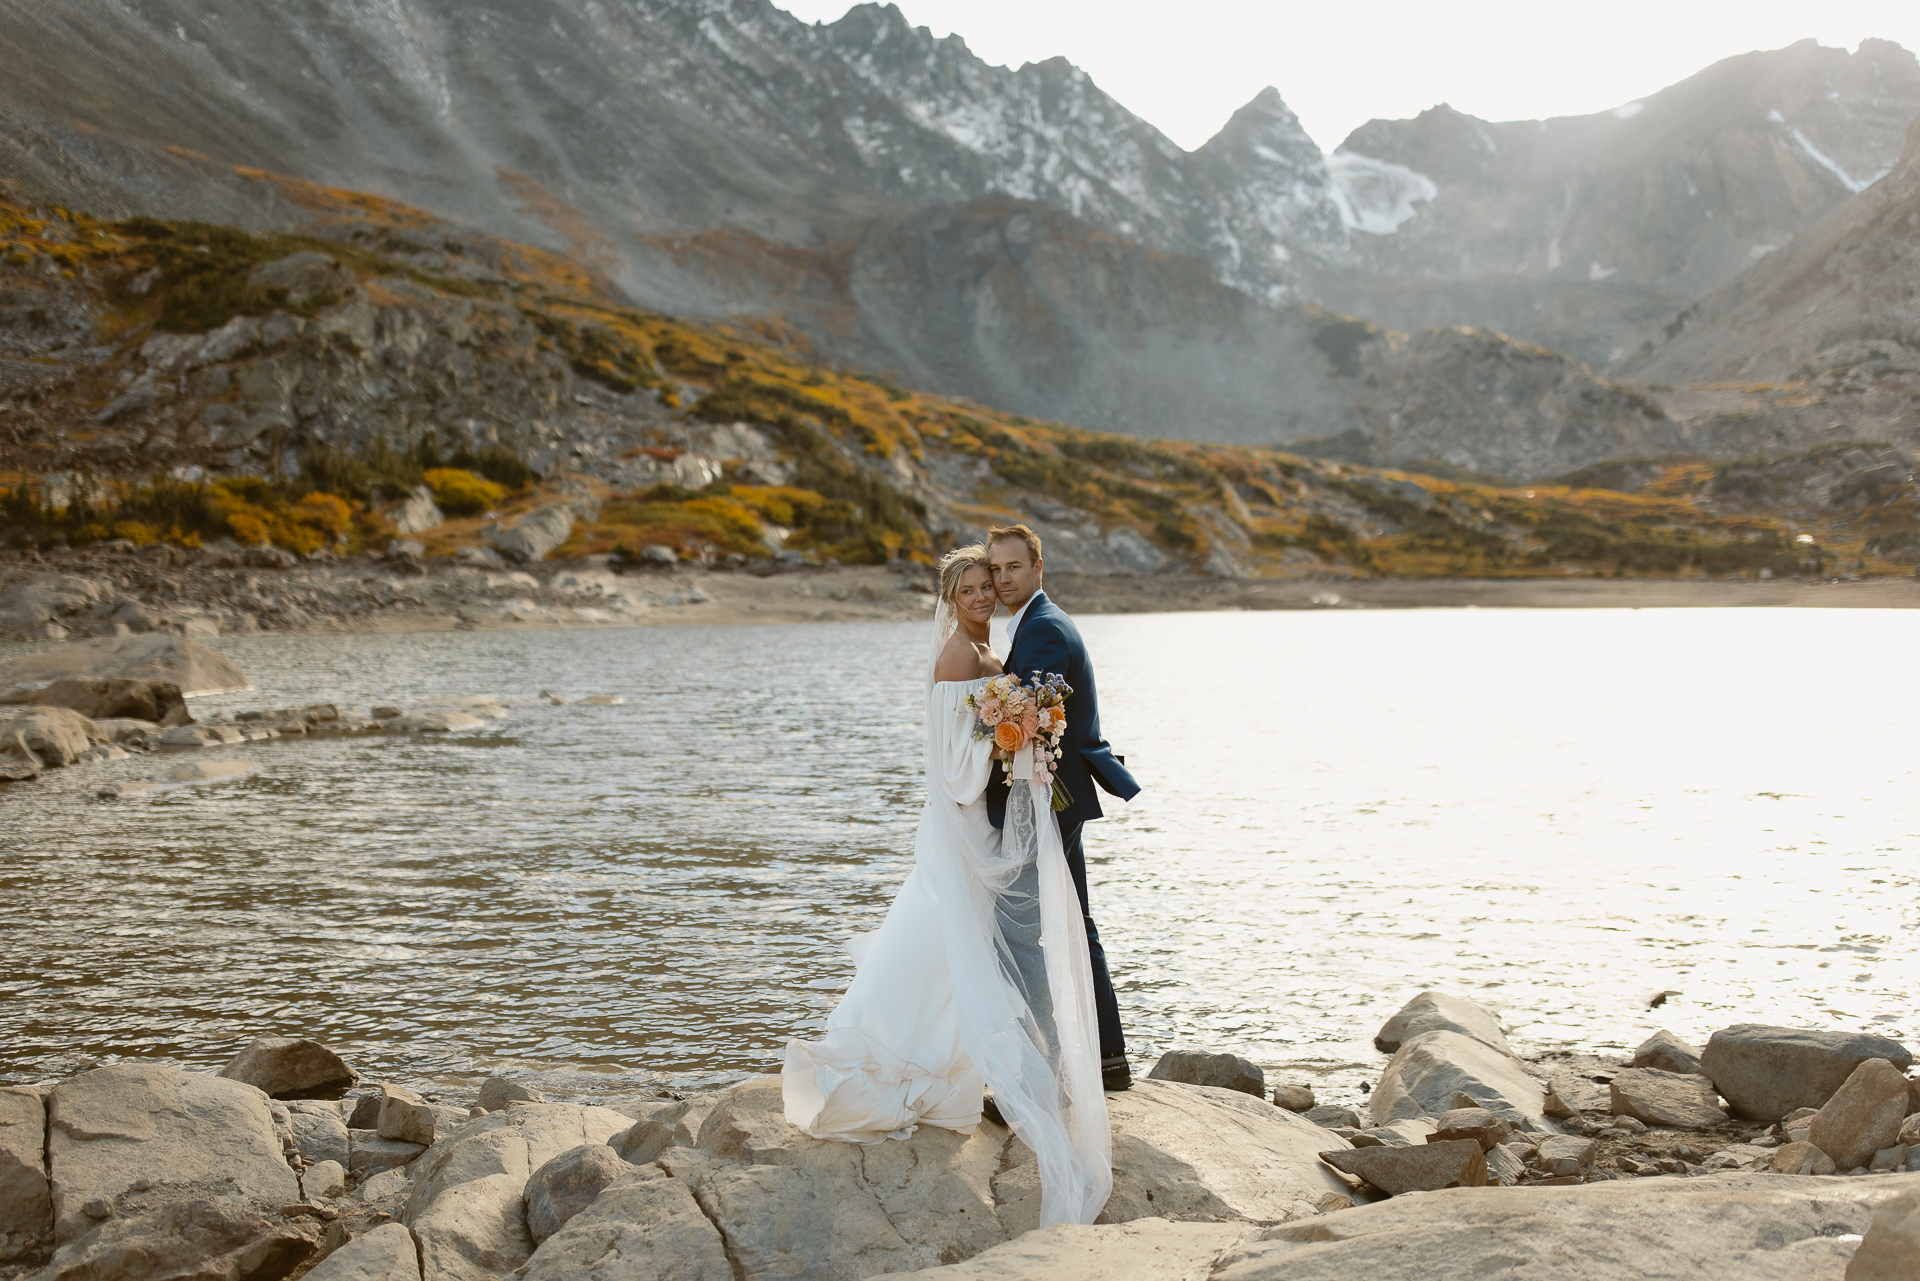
[0,0,1917,479]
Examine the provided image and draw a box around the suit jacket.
[988,590,1140,829]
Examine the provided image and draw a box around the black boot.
[1102,1055,1132,1092]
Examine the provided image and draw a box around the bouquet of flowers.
[966,671,1073,811]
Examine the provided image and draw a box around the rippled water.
[3,608,1916,1105]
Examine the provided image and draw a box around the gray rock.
[359,1167,414,1204]
[302,1220,421,1281]
[388,539,426,560]
[1350,1119,1435,1149]
[1319,1138,1489,1195]
[303,1159,348,1200]
[475,1077,545,1113]
[1147,1050,1265,1097]
[1630,1029,1704,1076]
[1609,1067,1728,1130]
[347,1093,383,1130]
[857,1218,1253,1281]
[1901,1114,1920,1147]
[25,677,189,726]
[411,1171,533,1281]
[1536,1134,1597,1176]
[0,1086,50,1252]
[1769,1141,1837,1175]
[46,1064,300,1244]
[217,1035,358,1099]
[1427,1107,1512,1150]
[1370,1029,1549,1132]
[1809,1059,1913,1172]
[349,1131,427,1175]
[0,705,102,771]
[1699,1025,1914,1120]
[392,486,445,535]
[484,507,573,564]
[401,1102,633,1233]
[1213,1172,1910,1280]
[0,575,102,634]
[30,1198,321,1281]
[608,1103,688,1167]
[248,252,353,307]
[378,1084,440,1146]
[1373,991,1513,1057]
[1545,1075,1607,1117]
[394,711,484,733]
[519,1168,733,1281]
[1302,1104,1362,1129]
[1847,1188,1920,1280]
[0,633,250,697]
[290,1109,351,1167]
[524,1143,631,1244]
[1868,1144,1908,1173]
[1271,1084,1315,1112]
[1483,1143,1526,1187]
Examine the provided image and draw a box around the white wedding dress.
[781,610,1112,1228]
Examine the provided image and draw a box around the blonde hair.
[937,543,992,607]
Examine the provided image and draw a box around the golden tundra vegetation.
[1,176,1915,580]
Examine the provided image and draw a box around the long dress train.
[781,675,1112,1228]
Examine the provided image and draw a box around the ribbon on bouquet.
[1011,741,1039,789]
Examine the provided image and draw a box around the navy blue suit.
[988,590,1138,1064]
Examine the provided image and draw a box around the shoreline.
[6,549,1919,648]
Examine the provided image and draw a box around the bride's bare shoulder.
[933,634,1002,683]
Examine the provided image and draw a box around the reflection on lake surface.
[2,608,1916,1103]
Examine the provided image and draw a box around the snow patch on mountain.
[1326,152,1437,236]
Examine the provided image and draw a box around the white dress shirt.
[1001,591,1040,665]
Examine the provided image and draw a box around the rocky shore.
[4,543,1918,651]
[2,994,1916,1281]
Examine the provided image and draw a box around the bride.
[782,544,1112,1227]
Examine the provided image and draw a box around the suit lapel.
[1007,591,1048,677]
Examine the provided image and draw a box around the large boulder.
[0,1086,50,1255]
[1609,1067,1729,1130]
[29,1199,321,1281]
[1809,1059,1913,1172]
[1317,1139,1488,1196]
[0,576,102,635]
[529,1074,1357,1281]
[302,1221,421,1281]
[1,706,102,773]
[25,678,190,726]
[217,1035,358,1099]
[1145,1050,1265,1097]
[1700,1026,1914,1120]
[1847,1189,1920,1281]
[0,634,249,698]
[45,1065,300,1244]
[1208,1173,1915,1280]
[475,1077,545,1112]
[288,1105,350,1168]
[1369,1030,1551,1132]
[403,1102,631,1281]
[518,1166,734,1281]
[483,507,573,563]
[1373,991,1513,1057]
[524,1143,632,1244]
[392,486,446,535]
[868,1218,1253,1281]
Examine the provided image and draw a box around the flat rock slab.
[1147,1050,1264,1097]
[0,634,249,697]
[218,1035,358,1099]
[1848,1189,1920,1280]
[1808,1058,1912,1172]
[303,1221,421,1281]
[869,1218,1253,1280]
[1374,991,1513,1057]
[1369,1029,1550,1132]
[1320,1138,1488,1195]
[1209,1172,1916,1281]
[46,1064,299,1244]
[1609,1067,1729,1129]
[1700,1026,1914,1121]
[32,1198,321,1281]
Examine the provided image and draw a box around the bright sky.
[777,0,1920,152]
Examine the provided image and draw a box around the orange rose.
[993,721,1028,752]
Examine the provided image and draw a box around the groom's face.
[989,538,1041,612]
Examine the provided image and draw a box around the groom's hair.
[987,523,1042,563]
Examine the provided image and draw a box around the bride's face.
[952,565,997,626]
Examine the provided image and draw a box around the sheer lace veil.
[926,597,958,695]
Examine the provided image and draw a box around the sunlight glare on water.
[1,607,1914,1104]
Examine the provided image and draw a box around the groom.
[985,523,1140,1092]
